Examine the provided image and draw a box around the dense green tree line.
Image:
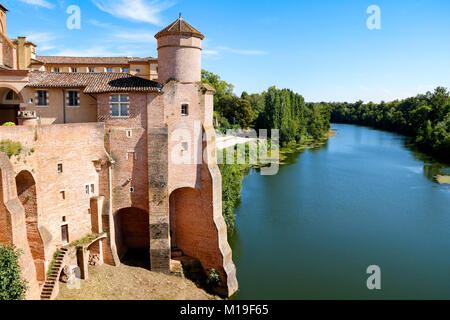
[202,70,332,146]
[330,87,450,159]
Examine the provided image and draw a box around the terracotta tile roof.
[33,56,156,65]
[128,57,158,63]
[155,17,204,40]
[26,71,160,94]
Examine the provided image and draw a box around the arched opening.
[0,87,22,125]
[169,187,202,258]
[0,169,13,245]
[114,207,150,269]
[15,170,45,282]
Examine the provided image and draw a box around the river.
[230,123,450,300]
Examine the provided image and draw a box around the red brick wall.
[98,93,149,213]
[16,170,45,282]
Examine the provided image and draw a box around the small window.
[5,90,19,101]
[85,185,90,195]
[62,216,66,222]
[110,94,129,117]
[51,67,60,73]
[37,90,47,106]
[60,191,66,200]
[182,142,189,152]
[61,224,69,244]
[130,187,135,193]
[57,163,63,173]
[70,67,78,73]
[123,68,129,73]
[90,184,95,194]
[89,67,96,73]
[107,68,113,73]
[181,104,189,116]
[126,130,132,138]
[136,68,141,73]
[68,91,79,107]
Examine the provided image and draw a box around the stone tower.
[147,17,238,297]
[155,15,204,85]
[0,3,7,36]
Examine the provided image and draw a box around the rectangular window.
[107,68,113,72]
[57,163,63,173]
[90,184,95,194]
[89,67,96,73]
[61,224,69,244]
[110,94,129,117]
[51,67,60,73]
[85,185,90,195]
[37,90,48,106]
[70,67,78,72]
[68,91,79,107]
[123,68,129,73]
[60,191,66,200]
[136,68,141,73]
[181,104,189,116]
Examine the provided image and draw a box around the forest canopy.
[330,87,450,159]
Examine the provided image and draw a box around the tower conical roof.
[155,16,204,40]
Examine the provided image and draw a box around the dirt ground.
[56,264,218,300]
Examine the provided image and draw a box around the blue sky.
[3,0,450,102]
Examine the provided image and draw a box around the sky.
[3,0,450,102]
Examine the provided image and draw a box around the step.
[171,249,183,258]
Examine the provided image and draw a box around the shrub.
[0,244,28,300]
[206,269,221,287]
[0,140,23,158]
[2,122,16,127]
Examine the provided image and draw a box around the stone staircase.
[40,247,68,300]
[170,248,205,284]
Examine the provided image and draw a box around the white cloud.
[112,30,157,44]
[217,46,267,56]
[52,46,130,57]
[91,0,175,25]
[27,32,57,52]
[89,19,114,29]
[17,0,54,9]
[203,50,219,55]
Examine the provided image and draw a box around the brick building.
[0,3,238,299]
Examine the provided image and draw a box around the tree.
[0,243,28,300]
[201,70,234,104]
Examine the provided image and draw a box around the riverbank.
[229,123,450,299]
[219,129,336,233]
[57,264,218,300]
[437,175,450,184]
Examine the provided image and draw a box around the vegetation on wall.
[0,140,23,158]
[0,244,28,300]
[330,87,450,160]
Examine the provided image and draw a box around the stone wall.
[0,123,107,299]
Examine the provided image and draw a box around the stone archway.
[0,87,23,125]
[15,170,45,282]
[114,207,150,269]
[169,187,202,257]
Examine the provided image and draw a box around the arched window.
[5,90,20,101]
